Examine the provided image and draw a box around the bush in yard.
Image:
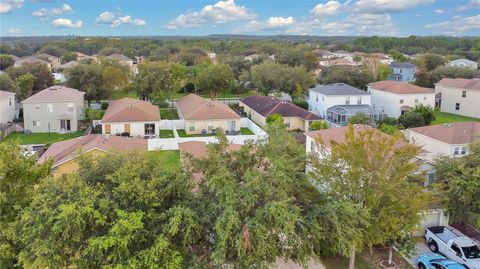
[293,100,308,110]
[100,102,109,110]
[399,111,425,128]
[411,104,435,125]
[379,117,399,127]
[348,112,371,125]
[310,121,328,130]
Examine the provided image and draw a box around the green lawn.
[147,150,180,170]
[322,255,373,269]
[432,111,480,125]
[111,90,137,100]
[2,130,85,146]
[176,129,216,137]
[160,109,179,120]
[159,130,175,138]
[240,127,254,135]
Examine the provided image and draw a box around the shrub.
[310,121,328,130]
[101,102,109,110]
[293,100,308,110]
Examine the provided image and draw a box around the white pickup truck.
[425,226,480,269]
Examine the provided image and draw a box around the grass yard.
[147,150,180,170]
[240,127,255,135]
[159,130,175,138]
[177,129,216,137]
[111,90,137,100]
[171,90,256,100]
[160,109,179,119]
[432,111,480,125]
[2,130,85,146]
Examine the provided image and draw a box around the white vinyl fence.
[148,118,267,151]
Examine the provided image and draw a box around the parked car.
[417,253,468,269]
[425,226,480,269]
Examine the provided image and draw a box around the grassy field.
[240,127,254,135]
[432,111,480,125]
[159,130,175,138]
[147,150,180,170]
[160,109,179,119]
[111,90,137,100]
[2,130,85,146]
[177,129,216,137]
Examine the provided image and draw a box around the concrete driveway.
[404,238,432,268]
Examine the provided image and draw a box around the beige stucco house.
[101,97,161,137]
[177,94,241,135]
[239,95,321,131]
[435,78,480,118]
[22,86,85,133]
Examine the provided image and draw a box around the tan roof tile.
[408,122,480,144]
[177,94,240,120]
[101,97,160,122]
[37,134,147,167]
[21,86,84,104]
[436,78,480,91]
[369,81,434,94]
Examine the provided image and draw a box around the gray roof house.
[14,56,52,69]
[308,83,385,126]
[22,86,85,133]
[447,59,478,70]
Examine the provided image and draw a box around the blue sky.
[1,0,479,37]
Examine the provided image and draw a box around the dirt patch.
[451,222,480,242]
[360,247,412,269]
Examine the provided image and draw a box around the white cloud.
[166,0,255,29]
[350,0,434,14]
[242,16,296,32]
[425,15,480,35]
[51,18,82,28]
[32,3,72,17]
[266,16,295,28]
[434,9,444,14]
[456,0,480,12]
[8,27,21,34]
[310,1,342,16]
[95,11,146,27]
[315,13,395,35]
[0,0,24,14]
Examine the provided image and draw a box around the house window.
[462,91,466,98]
[189,125,195,132]
[345,97,350,105]
[381,106,385,113]
[47,104,53,112]
[60,120,71,131]
[33,120,41,127]
[104,124,111,134]
[145,123,155,135]
[424,96,427,100]
[208,122,213,131]
[322,96,324,101]
[284,118,291,128]
[316,94,318,102]
[310,141,315,151]
[357,96,362,105]
[414,99,418,104]
[36,104,40,110]
[454,147,459,155]
[399,99,404,104]
[68,103,74,112]
[9,98,11,106]
[461,147,467,155]
[399,68,403,73]
[455,103,460,111]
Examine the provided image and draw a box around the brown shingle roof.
[408,122,480,144]
[177,94,240,120]
[102,97,160,122]
[369,81,434,94]
[435,78,480,91]
[305,124,408,149]
[241,95,321,121]
[37,134,147,167]
[21,86,84,104]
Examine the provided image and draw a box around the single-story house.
[101,97,161,137]
[405,122,480,160]
[176,94,241,135]
[37,134,146,177]
[240,95,322,131]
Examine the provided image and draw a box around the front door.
[124,124,130,133]
[60,120,71,131]
[228,121,236,132]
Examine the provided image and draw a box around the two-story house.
[435,78,480,118]
[22,86,85,133]
[36,53,61,69]
[389,62,416,82]
[0,91,16,124]
[368,81,435,118]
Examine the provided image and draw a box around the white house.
[405,122,480,160]
[435,78,480,118]
[101,97,160,137]
[314,49,335,59]
[447,59,478,70]
[0,91,16,124]
[332,50,353,62]
[206,51,216,59]
[308,83,371,118]
[22,86,85,133]
[368,81,436,118]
